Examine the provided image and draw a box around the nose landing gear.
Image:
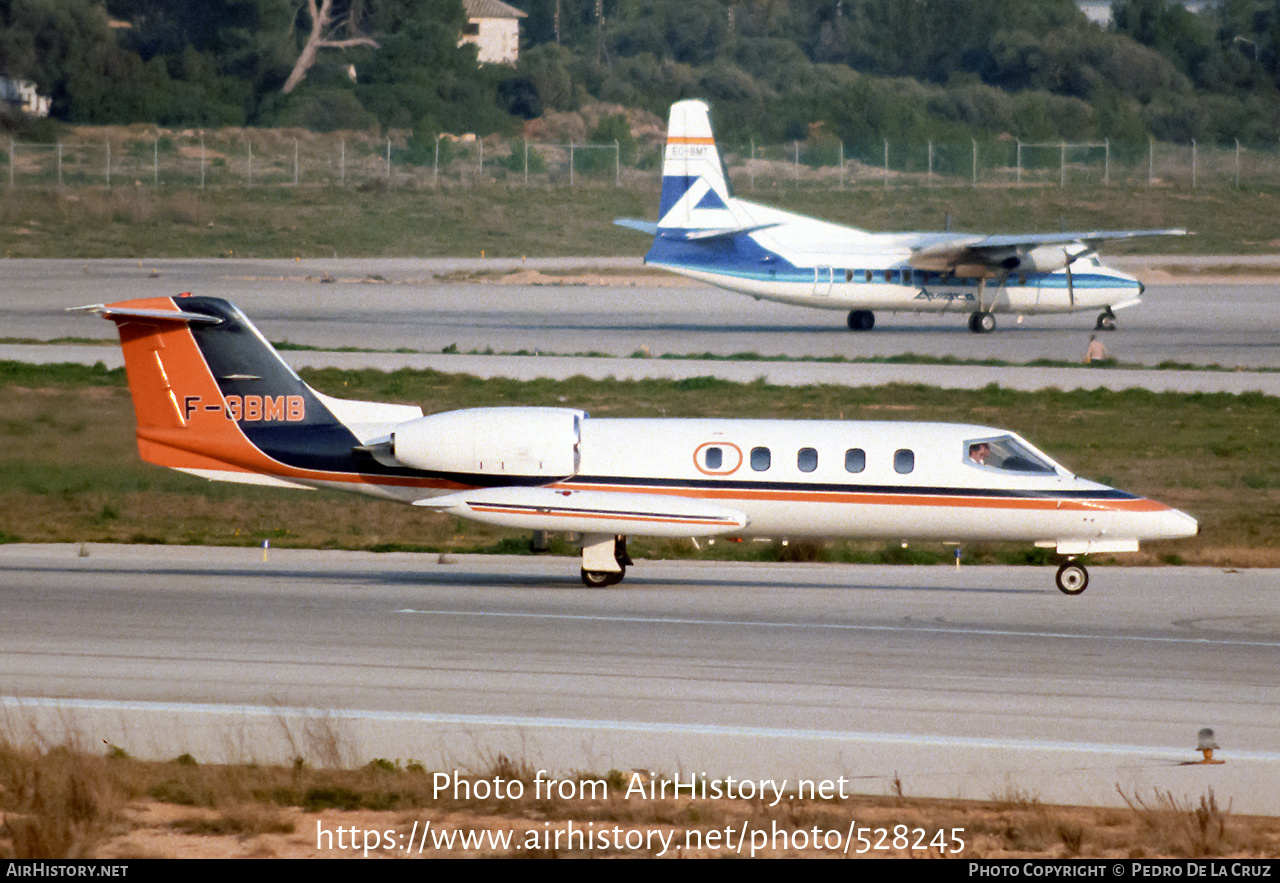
[1055,561,1089,595]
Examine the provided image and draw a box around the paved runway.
[1,544,1276,813]
[2,259,1276,816]
[3,257,1280,393]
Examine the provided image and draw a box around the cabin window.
[894,449,914,474]
[705,446,723,470]
[845,448,865,473]
[845,269,853,283]
[965,435,1057,474]
[865,269,873,283]
[751,446,771,471]
[797,447,818,473]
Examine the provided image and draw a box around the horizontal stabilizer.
[614,218,659,235]
[70,303,224,325]
[415,486,748,538]
[667,223,780,242]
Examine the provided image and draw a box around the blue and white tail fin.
[657,100,736,231]
[613,99,785,267]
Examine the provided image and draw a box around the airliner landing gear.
[969,311,996,333]
[847,310,875,331]
[1055,561,1089,595]
[580,534,631,587]
[1096,309,1116,331]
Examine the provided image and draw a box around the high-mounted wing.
[909,229,1188,275]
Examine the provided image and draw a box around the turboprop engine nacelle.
[386,407,585,478]
[998,244,1076,274]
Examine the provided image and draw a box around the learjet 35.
[82,296,1197,593]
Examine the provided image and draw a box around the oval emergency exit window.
[695,442,742,475]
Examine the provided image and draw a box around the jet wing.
[909,228,1188,274]
[415,486,748,537]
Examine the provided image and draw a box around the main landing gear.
[847,310,875,331]
[1054,560,1089,595]
[1096,308,1117,331]
[580,534,632,587]
[968,311,996,333]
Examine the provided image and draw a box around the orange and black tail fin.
[84,295,356,484]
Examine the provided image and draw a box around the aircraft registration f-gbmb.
[82,296,1197,593]
[618,100,1187,333]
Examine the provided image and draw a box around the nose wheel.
[1055,561,1089,595]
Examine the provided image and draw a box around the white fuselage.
[650,202,1142,317]
[281,411,1195,553]
[551,418,1191,548]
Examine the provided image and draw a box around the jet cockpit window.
[965,435,1057,474]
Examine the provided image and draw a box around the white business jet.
[82,296,1197,593]
[617,100,1186,333]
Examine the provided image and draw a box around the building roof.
[463,0,527,19]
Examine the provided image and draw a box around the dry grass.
[2,369,1278,565]
[2,734,1279,859]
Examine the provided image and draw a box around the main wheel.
[581,567,624,588]
[970,311,996,333]
[1096,312,1116,331]
[847,310,874,331]
[1055,562,1089,595]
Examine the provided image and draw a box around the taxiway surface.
[1,544,1276,813]
[2,257,1279,393]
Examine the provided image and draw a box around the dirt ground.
[79,792,1280,859]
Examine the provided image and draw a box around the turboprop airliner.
[82,295,1197,593]
[618,100,1186,333]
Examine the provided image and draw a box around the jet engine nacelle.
[388,407,585,478]
[998,245,1075,274]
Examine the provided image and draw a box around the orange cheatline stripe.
[668,136,715,145]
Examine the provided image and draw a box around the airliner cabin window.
[705,446,723,470]
[751,447,771,471]
[797,447,818,473]
[894,449,914,474]
[845,448,865,473]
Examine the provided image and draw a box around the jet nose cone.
[1157,507,1199,540]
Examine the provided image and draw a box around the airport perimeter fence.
[5,131,1280,192]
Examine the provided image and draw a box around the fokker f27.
[84,296,1197,593]
[618,100,1186,333]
